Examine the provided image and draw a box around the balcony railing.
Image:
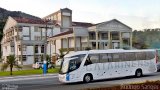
[89,36,96,40]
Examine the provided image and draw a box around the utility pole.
[43,20,48,74]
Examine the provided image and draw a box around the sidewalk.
[0,73,58,82]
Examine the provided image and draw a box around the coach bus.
[58,49,157,83]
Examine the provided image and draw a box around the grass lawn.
[0,68,59,77]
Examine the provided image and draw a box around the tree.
[46,54,50,62]
[85,47,91,50]
[1,55,22,75]
[58,48,69,58]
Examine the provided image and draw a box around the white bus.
[58,49,157,83]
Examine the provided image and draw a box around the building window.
[41,45,44,53]
[22,45,27,51]
[34,26,39,32]
[22,55,27,61]
[19,56,22,61]
[89,32,95,40]
[41,36,46,40]
[18,45,21,51]
[18,26,22,32]
[35,45,38,53]
[101,33,108,39]
[11,46,14,52]
[34,36,41,41]
[34,55,39,63]
[112,32,119,40]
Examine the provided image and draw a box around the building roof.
[50,29,73,38]
[94,19,132,29]
[72,21,94,27]
[12,17,53,25]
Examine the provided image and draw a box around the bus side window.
[84,54,99,65]
[108,53,112,62]
[100,53,112,63]
[84,56,92,65]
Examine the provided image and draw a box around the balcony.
[89,36,96,40]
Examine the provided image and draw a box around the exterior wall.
[53,27,61,35]
[62,16,70,28]
[75,37,80,47]
[68,37,77,48]
[22,27,30,40]
[62,39,68,48]
[73,27,89,36]
[23,56,34,65]
[30,26,35,40]
[26,46,34,55]
[3,17,17,33]
[47,43,53,55]
[55,39,61,54]
[1,17,55,65]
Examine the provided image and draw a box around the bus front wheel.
[135,69,143,77]
[83,74,93,83]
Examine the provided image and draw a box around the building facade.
[1,16,55,65]
[45,8,132,56]
[1,8,132,65]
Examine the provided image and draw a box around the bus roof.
[64,51,88,58]
[64,49,156,57]
[89,49,155,53]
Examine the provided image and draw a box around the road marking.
[0,74,58,80]
[0,76,58,83]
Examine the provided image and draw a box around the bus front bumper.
[58,74,71,83]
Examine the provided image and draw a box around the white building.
[45,8,132,56]
[1,16,55,65]
[1,8,132,65]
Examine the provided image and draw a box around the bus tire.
[135,69,143,77]
[83,74,93,83]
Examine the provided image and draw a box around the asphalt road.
[0,72,160,90]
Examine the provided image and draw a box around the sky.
[0,0,160,30]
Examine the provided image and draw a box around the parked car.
[32,62,43,69]
[157,62,160,72]
[55,59,62,66]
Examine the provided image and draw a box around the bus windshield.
[59,54,86,74]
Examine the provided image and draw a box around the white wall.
[47,29,52,37]
[23,37,30,40]
[81,37,88,42]
[30,26,35,40]
[53,27,61,35]
[69,38,74,48]
[62,16,70,28]
[62,39,68,48]
[122,33,130,38]
[26,46,34,55]
[73,27,89,36]
[23,56,34,65]
[47,43,55,55]
[22,27,29,35]
[75,37,80,47]
[56,40,61,54]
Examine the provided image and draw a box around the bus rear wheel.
[135,69,143,77]
[83,74,92,83]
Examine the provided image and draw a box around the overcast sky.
[0,0,160,30]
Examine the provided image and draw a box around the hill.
[0,7,40,21]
